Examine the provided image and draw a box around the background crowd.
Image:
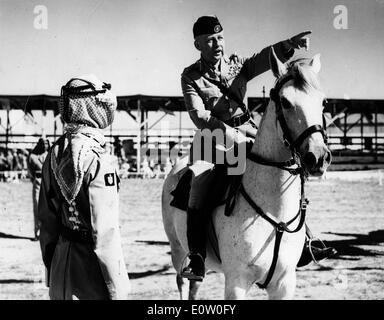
[0,138,180,182]
[0,147,29,182]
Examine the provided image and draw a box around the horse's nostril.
[304,152,317,169]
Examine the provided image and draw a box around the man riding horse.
[180,15,336,281]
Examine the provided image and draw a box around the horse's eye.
[281,97,292,109]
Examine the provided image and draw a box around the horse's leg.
[176,264,202,300]
[224,275,250,300]
[171,244,189,300]
[265,269,296,300]
[188,280,202,300]
[176,274,189,300]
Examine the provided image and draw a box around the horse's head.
[269,48,331,176]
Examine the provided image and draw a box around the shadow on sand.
[322,229,384,259]
[128,265,171,279]
[298,229,384,272]
[0,279,39,284]
[0,267,172,285]
[0,231,35,241]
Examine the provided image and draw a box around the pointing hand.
[288,30,312,51]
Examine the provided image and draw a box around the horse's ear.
[309,53,321,74]
[269,46,287,78]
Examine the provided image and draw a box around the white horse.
[162,49,331,300]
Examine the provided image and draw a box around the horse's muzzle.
[303,146,332,176]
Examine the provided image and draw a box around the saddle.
[170,165,241,214]
[170,165,243,261]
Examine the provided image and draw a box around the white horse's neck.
[241,100,301,221]
[252,101,292,162]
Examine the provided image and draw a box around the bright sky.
[0,0,384,99]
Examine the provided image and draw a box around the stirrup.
[308,237,332,269]
[180,253,205,281]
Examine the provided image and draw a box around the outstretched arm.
[242,31,312,81]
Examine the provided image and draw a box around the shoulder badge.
[104,173,115,186]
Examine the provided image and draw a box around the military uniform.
[182,42,294,210]
[182,42,293,136]
[38,75,130,299]
[38,135,130,300]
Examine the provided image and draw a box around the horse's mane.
[281,58,322,93]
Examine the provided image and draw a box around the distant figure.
[18,149,29,179]
[142,156,154,179]
[38,75,130,300]
[119,160,131,179]
[153,164,162,179]
[113,136,125,160]
[28,138,50,241]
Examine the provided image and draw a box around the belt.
[224,110,250,128]
[60,225,94,245]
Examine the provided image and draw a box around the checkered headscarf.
[52,75,117,204]
[59,74,117,129]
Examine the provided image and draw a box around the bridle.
[247,73,329,174]
[234,73,329,289]
[270,74,328,157]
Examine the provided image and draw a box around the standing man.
[180,15,336,281]
[28,137,50,241]
[38,75,131,300]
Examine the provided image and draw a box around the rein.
[236,73,328,289]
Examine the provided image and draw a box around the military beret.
[193,15,223,38]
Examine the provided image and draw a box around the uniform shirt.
[38,135,130,300]
[181,41,294,142]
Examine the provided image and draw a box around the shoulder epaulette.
[182,60,201,77]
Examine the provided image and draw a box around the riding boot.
[297,224,337,267]
[181,207,206,281]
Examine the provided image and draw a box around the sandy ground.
[0,170,383,300]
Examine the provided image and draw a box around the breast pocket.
[199,87,220,110]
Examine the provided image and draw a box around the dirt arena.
[0,170,383,300]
